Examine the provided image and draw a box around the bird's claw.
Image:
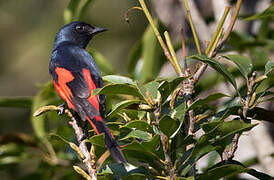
[58,103,66,115]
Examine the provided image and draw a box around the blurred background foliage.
[0,0,273,179]
[0,0,146,134]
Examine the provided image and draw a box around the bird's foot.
[58,103,66,115]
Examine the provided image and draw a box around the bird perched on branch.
[49,21,126,163]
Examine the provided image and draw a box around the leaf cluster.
[0,1,273,180]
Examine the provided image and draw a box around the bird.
[49,21,127,163]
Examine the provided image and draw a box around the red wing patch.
[54,67,76,110]
[82,68,101,122]
[86,116,100,134]
[53,67,104,134]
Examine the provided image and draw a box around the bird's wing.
[53,66,100,118]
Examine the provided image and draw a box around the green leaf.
[265,60,274,75]
[107,100,141,118]
[87,49,114,75]
[122,141,162,171]
[141,135,161,154]
[144,81,159,99]
[0,96,32,108]
[89,133,105,147]
[141,21,162,82]
[223,54,253,79]
[159,115,180,137]
[182,120,257,174]
[0,144,24,156]
[172,101,186,123]
[103,75,134,84]
[191,55,238,90]
[98,163,148,179]
[31,83,57,139]
[158,77,186,102]
[136,81,160,101]
[247,107,274,123]
[93,84,143,99]
[128,40,142,77]
[120,130,151,142]
[121,120,153,133]
[63,0,81,23]
[255,73,274,94]
[106,122,124,132]
[208,120,257,143]
[197,162,273,180]
[0,155,28,167]
[0,133,36,147]
[245,3,274,21]
[201,121,222,133]
[188,93,229,111]
[178,177,195,180]
[181,145,217,176]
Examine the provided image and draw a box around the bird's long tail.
[86,116,127,163]
[73,98,127,163]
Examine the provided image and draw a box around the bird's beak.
[90,27,108,35]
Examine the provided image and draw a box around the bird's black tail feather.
[87,116,127,163]
[73,98,127,163]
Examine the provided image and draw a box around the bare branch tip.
[124,6,143,24]
[33,105,60,117]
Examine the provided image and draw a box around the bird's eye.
[75,25,85,33]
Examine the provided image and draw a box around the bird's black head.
[54,21,107,49]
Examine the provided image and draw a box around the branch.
[215,0,243,54]
[154,107,176,179]
[138,0,183,76]
[181,28,187,72]
[193,0,243,83]
[205,6,230,56]
[164,31,184,76]
[34,105,97,180]
[182,0,202,55]
[180,0,211,47]
[223,72,257,161]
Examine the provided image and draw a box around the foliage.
[0,0,273,179]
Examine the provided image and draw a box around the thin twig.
[34,105,97,180]
[138,0,182,76]
[223,72,257,160]
[164,31,183,76]
[243,72,257,120]
[181,28,187,73]
[67,110,97,180]
[193,0,243,82]
[194,6,231,82]
[154,107,176,179]
[214,0,243,54]
[182,0,202,55]
[205,6,230,55]
[208,28,224,57]
[124,6,143,24]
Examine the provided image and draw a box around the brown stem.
[33,106,97,179]
[187,100,195,136]
[65,110,97,180]
[154,108,176,179]
[223,72,257,161]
